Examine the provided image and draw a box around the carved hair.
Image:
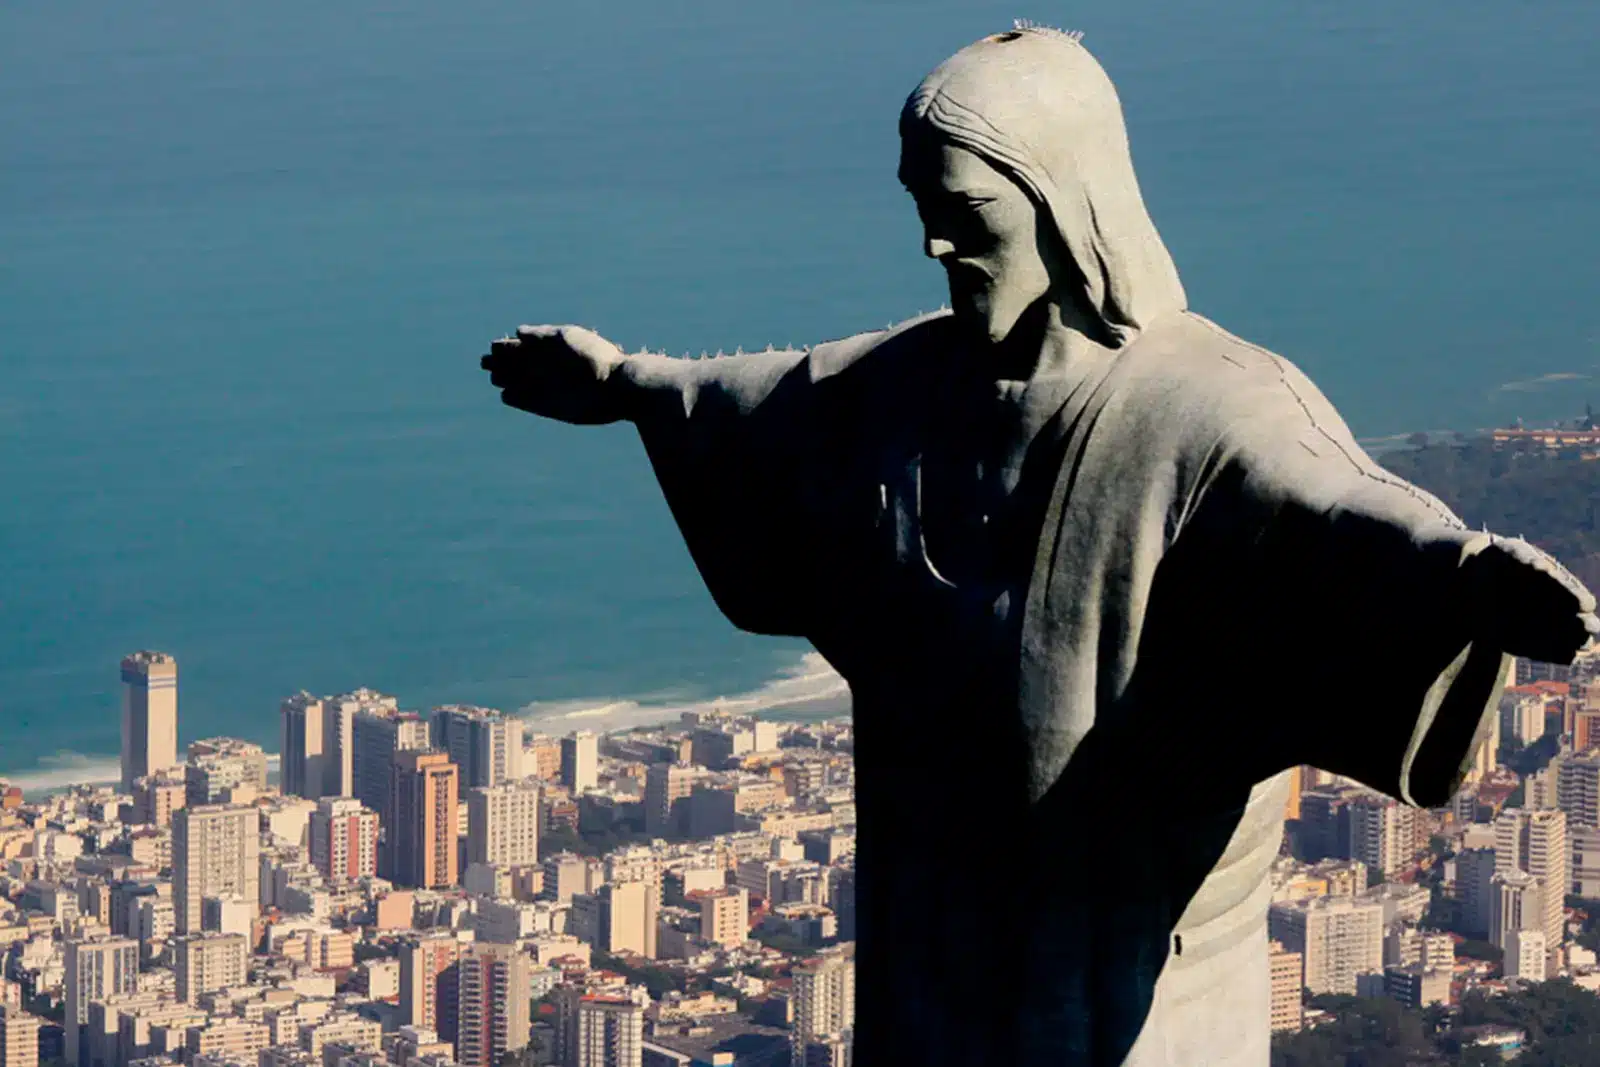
[1011,18,1085,42]
[900,28,1186,345]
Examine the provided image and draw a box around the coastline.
[0,650,851,797]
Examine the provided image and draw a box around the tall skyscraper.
[353,706,427,816]
[466,781,541,869]
[172,805,259,935]
[572,998,643,1067]
[120,652,179,792]
[63,938,138,1067]
[431,706,524,789]
[391,751,459,890]
[280,692,328,799]
[1347,793,1426,879]
[791,951,855,1066]
[353,707,429,874]
[400,935,461,1046]
[175,933,248,1003]
[1454,847,1499,940]
[1495,808,1569,968]
[309,797,380,882]
[561,732,599,795]
[454,943,530,1067]
[319,691,368,798]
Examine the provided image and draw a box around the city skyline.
[0,644,1595,1067]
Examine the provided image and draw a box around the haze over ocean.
[2,0,1595,787]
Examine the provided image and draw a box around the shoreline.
[0,651,852,798]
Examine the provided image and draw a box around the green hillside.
[1380,441,1600,592]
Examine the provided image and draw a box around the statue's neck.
[974,295,1112,385]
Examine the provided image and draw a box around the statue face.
[900,139,1055,345]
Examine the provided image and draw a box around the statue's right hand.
[480,324,627,425]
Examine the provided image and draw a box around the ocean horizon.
[2,0,1595,788]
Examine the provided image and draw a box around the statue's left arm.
[1194,370,1595,808]
[615,348,825,640]
[617,326,903,643]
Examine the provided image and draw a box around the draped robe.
[620,306,1510,1066]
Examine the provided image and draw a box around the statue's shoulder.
[1122,312,1348,442]
[805,310,955,384]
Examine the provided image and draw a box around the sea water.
[1,0,1595,786]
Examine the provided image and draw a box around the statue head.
[899,25,1186,348]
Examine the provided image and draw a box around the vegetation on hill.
[1272,984,1600,1066]
[1379,439,1600,591]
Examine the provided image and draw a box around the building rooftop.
[643,1014,790,1063]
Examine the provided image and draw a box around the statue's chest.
[869,387,1067,623]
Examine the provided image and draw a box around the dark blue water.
[2,0,1595,787]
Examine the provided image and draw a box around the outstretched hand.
[480,324,627,425]
[1464,535,1598,664]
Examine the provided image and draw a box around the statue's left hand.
[480,325,627,426]
[1462,535,1598,664]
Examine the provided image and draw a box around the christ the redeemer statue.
[478,25,1597,1067]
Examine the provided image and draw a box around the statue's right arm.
[615,347,812,426]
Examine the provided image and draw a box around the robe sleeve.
[1194,374,1511,809]
[618,346,836,639]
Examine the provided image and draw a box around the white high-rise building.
[1507,927,1548,982]
[573,997,643,1067]
[175,933,248,1003]
[120,652,179,792]
[63,938,138,1067]
[172,805,259,935]
[1347,794,1425,878]
[466,781,541,869]
[1495,808,1569,968]
[791,950,855,1066]
[561,732,599,794]
[455,943,529,1067]
[1268,896,1384,996]
[0,1004,42,1067]
[1489,868,1543,960]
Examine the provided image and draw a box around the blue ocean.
[2,0,1595,788]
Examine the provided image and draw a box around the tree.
[1454,939,1503,965]
[1271,995,1437,1067]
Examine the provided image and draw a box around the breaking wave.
[518,651,851,734]
[0,752,122,794]
[1,752,283,798]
